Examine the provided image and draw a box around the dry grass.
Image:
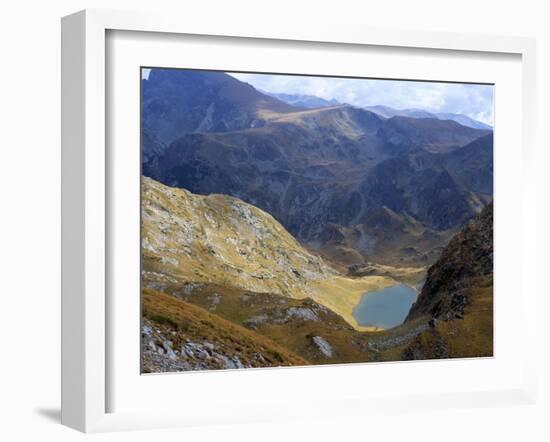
[399,276,493,359]
[349,262,427,286]
[142,287,308,367]
[432,283,493,358]
[142,177,397,331]
[155,282,381,365]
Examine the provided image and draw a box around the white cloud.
[230,72,494,125]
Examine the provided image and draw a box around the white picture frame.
[61,9,538,433]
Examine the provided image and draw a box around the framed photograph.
[61,9,537,432]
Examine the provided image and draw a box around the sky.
[141,68,494,125]
[230,73,494,125]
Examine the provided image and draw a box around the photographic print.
[140,68,494,373]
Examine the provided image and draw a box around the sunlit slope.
[142,288,308,372]
[142,177,395,330]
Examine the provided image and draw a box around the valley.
[140,68,494,371]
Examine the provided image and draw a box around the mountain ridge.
[141,68,298,159]
[365,104,492,130]
[142,69,493,267]
[141,177,397,331]
[263,91,341,108]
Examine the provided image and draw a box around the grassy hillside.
[142,288,308,372]
[142,177,396,331]
[141,178,493,371]
[147,282,385,365]
[402,276,493,359]
[401,203,494,359]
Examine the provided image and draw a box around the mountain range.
[140,69,494,368]
[363,105,492,130]
[142,69,493,267]
[263,91,340,108]
[257,90,491,130]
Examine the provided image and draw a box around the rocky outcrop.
[142,318,254,372]
[141,177,335,300]
[406,202,493,321]
[312,336,334,358]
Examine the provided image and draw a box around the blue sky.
[142,68,494,125]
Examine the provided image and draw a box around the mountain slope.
[141,69,296,158]
[349,133,493,233]
[142,177,396,330]
[396,202,493,359]
[444,133,493,195]
[143,105,388,242]
[352,202,495,361]
[142,177,335,298]
[142,288,308,372]
[314,206,454,268]
[406,202,493,321]
[375,116,491,154]
[144,104,490,244]
[141,178,493,366]
[402,277,493,360]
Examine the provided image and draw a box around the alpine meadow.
[140,68,494,373]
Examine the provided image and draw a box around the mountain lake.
[353,284,418,329]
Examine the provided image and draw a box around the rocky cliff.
[406,202,493,321]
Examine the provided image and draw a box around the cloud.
[230,72,494,125]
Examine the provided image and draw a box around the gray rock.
[208,293,221,305]
[220,355,237,369]
[181,345,194,358]
[166,349,178,361]
[286,307,319,322]
[312,336,333,358]
[240,294,252,303]
[232,357,245,369]
[244,314,269,328]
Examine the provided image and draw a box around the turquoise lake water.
[352,284,418,329]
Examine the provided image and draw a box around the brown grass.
[398,276,493,359]
[142,287,309,367]
[148,283,378,365]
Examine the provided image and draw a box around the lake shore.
[352,284,418,330]
[310,275,397,331]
